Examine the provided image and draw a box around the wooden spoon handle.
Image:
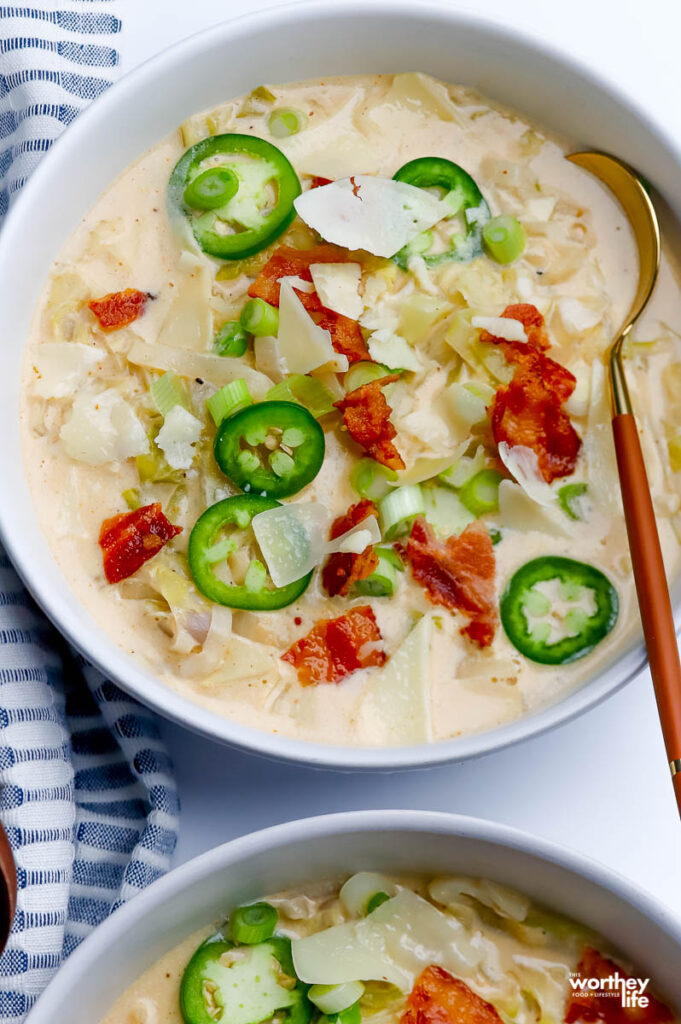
[612,413,681,814]
[0,821,16,952]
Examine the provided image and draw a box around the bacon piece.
[402,518,496,647]
[248,244,351,309]
[481,303,581,483]
[500,302,550,350]
[335,375,405,471]
[322,499,379,597]
[99,503,181,584]
[309,176,333,189]
[88,288,150,330]
[316,309,371,363]
[401,965,503,1024]
[282,605,386,685]
[565,947,674,1024]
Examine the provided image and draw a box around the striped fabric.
[0,5,180,1022]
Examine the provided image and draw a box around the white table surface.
[119,0,681,912]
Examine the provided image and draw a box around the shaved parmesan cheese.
[498,442,554,506]
[497,480,570,537]
[309,262,362,319]
[360,615,433,746]
[252,503,380,587]
[278,278,348,373]
[294,175,450,258]
[472,316,528,343]
[396,452,466,486]
[254,335,286,383]
[291,889,481,989]
[338,528,373,554]
[32,342,101,398]
[558,298,602,333]
[367,330,422,371]
[60,389,148,465]
[156,404,202,470]
[127,339,272,397]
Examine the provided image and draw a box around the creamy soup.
[22,73,681,746]
[100,872,678,1024]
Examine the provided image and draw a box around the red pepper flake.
[335,375,405,471]
[481,303,581,483]
[565,947,674,1024]
[282,605,386,685]
[248,244,351,310]
[401,965,503,1024]
[88,288,150,330]
[99,503,181,584]
[316,309,371,363]
[402,518,496,647]
[322,499,379,597]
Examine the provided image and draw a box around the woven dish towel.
[0,4,180,1021]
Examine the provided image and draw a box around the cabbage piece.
[339,873,400,917]
[558,298,602,333]
[309,263,362,320]
[497,480,570,537]
[367,331,422,372]
[471,315,527,343]
[564,360,591,417]
[398,295,449,345]
[359,615,433,746]
[199,633,279,686]
[252,503,381,588]
[443,383,488,433]
[278,278,348,374]
[291,889,482,989]
[294,176,450,259]
[60,389,148,465]
[156,405,203,470]
[32,342,102,398]
[127,338,272,397]
[429,876,530,922]
[178,605,234,678]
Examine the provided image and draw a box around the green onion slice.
[267,107,308,139]
[241,297,280,337]
[482,214,526,264]
[379,484,425,540]
[229,901,278,945]
[214,321,251,358]
[351,458,399,501]
[206,378,253,426]
[344,361,391,392]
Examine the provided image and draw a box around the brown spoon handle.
[0,821,16,952]
[612,413,681,815]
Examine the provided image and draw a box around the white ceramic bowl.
[2,1,680,769]
[24,810,681,1023]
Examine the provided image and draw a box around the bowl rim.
[2,0,681,770]
[23,808,681,1024]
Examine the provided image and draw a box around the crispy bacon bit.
[282,605,386,686]
[316,310,371,363]
[309,176,333,189]
[248,244,351,309]
[99,503,181,584]
[88,288,150,330]
[402,518,496,647]
[500,302,550,350]
[481,303,581,483]
[401,965,503,1024]
[565,947,674,1024]
[335,375,405,471]
[322,499,379,597]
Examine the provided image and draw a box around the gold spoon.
[568,151,681,816]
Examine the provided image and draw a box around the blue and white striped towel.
[0,5,180,1021]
